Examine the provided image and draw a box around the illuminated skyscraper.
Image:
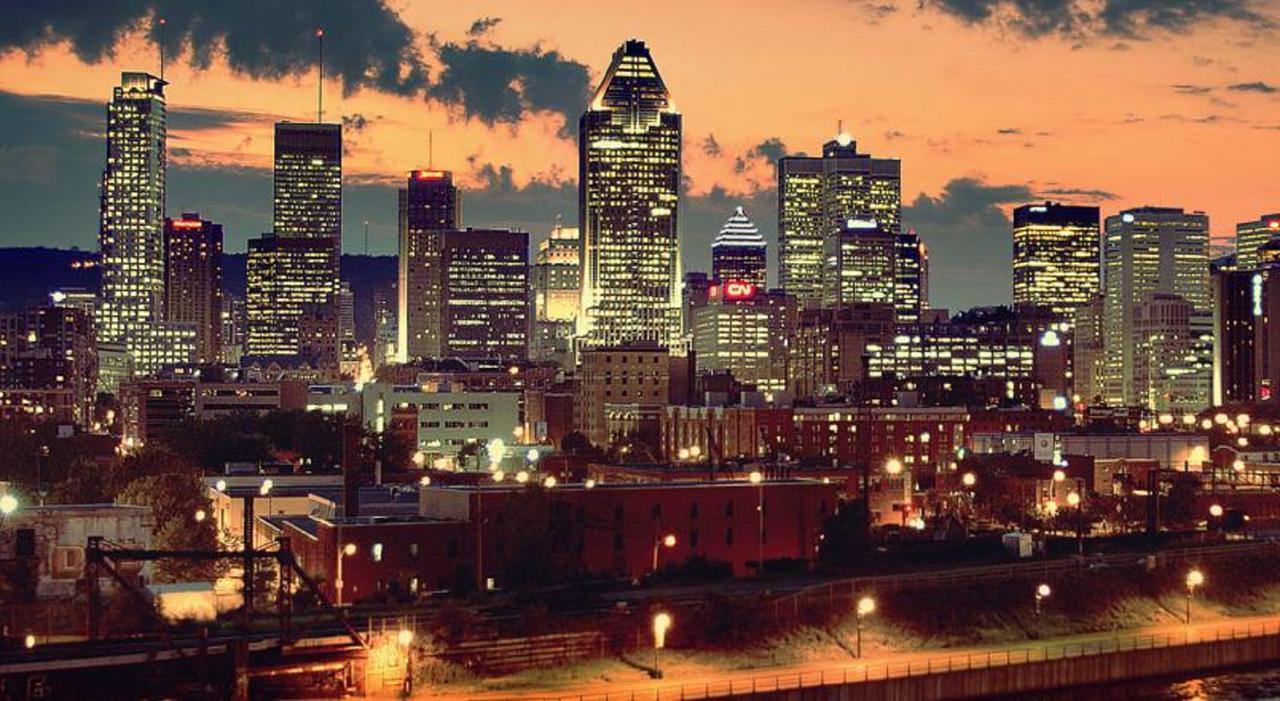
[440,229,530,360]
[164,213,223,364]
[823,219,896,308]
[1101,207,1210,407]
[895,229,925,322]
[1011,202,1100,316]
[533,220,581,322]
[778,134,901,310]
[578,39,682,349]
[274,122,342,242]
[398,169,459,361]
[97,72,194,382]
[1236,213,1280,270]
[245,234,339,364]
[711,206,766,288]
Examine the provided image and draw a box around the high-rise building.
[1073,295,1106,406]
[1236,213,1280,270]
[273,122,342,242]
[245,234,339,365]
[440,229,530,360]
[220,292,246,366]
[1012,202,1101,316]
[710,206,767,288]
[824,219,897,308]
[533,220,581,322]
[397,169,459,361]
[1101,207,1210,407]
[164,213,223,364]
[97,72,194,381]
[1212,269,1258,405]
[1131,294,1212,412]
[578,40,682,349]
[895,229,925,322]
[778,134,901,309]
[692,285,790,391]
[0,305,98,425]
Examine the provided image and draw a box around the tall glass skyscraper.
[164,213,223,364]
[397,169,459,361]
[710,206,766,289]
[98,72,194,382]
[778,134,902,311]
[1236,213,1280,270]
[578,39,682,349]
[1101,207,1211,408]
[1011,202,1100,316]
[273,122,343,243]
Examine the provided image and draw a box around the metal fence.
[528,617,1280,701]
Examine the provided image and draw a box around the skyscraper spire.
[316,28,325,123]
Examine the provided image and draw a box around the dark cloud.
[996,127,1023,134]
[1037,186,1120,200]
[903,178,1033,310]
[467,17,503,37]
[859,1,902,21]
[733,137,788,177]
[342,114,371,131]
[428,40,590,136]
[1228,81,1278,93]
[923,0,1272,38]
[0,1,589,131]
[1173,84,1214,94]
[701,134,723,158]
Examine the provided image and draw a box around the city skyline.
[0,1,1277,310]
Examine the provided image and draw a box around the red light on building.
[170,220,203,230]
[1268,219,1279,230]
[412,170,446,180]
[723,281,756,300]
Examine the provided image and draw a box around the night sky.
[0,0,1277,310]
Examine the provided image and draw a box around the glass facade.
[440,229,530,360]
[1011,202,1100,316]
[578,40,682,350]
[824,220,896,308]
[245,234,339,360]
[710,206,767,288]
[164,214,223,364]
[1236,213,1280,270]
[397,170,459,361]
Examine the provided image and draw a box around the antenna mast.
[316,28,325,123]
[158,17,167,80]
[428,130,434,169]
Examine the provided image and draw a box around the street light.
[1035,583,1051,634]
[584,479,597,489]
[515,470,529,484]
[215,479,227,492]
[652,533,677,572]
[0,494,18,517]
[1066,491,1083,556]
[1053,469,1066,483]
[677,448,690,461]
[419,475,431,487]
[1186,569,1204,624]
[1209,504,1224,518]
[412,451,426,468]
[194,509,206,523]
[749,471,765,575]
[652,612,672,678]
[542,476,557,489]
[855,596,876,658]
[397,629,415,647]
[961,472,976,488]
[24,634,35,650]
[689,445,702,459]
[885,458,903,476]
[336,542,357,606]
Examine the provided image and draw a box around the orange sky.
[0,0,1277,242]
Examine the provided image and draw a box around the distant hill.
[0,248,396,345]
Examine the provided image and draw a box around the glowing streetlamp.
[677,447,690,461]
[397,629,415,647]
[1066,491,1084,556]
[1233,459,1246,472]
[0,493,18,517]
[542,475,557,489]
[1034,583,1051,633]
[1053,469,1066,483]
[584,479,597,489]
[749,471,764,575]
[1185,569,1204,624]
[652,612,672,678]
[492,471,506,483]
[412,451,426,468]
[689,445,702,459]
[515,470,529,484]
[24,634,35,650]
[855,596,876,658]
[336,542,358,606]
[419,475,432,487]
[885,458,903,476]
[194,509,206,523]
[652,533,677,572]
[215,479,227,492]
[961,472,976,488]
[1209,504,1224,518]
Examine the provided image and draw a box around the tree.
[492,488,585,590]
[818,499,870,570]
[117,472,222,582]
[48,456,109,504]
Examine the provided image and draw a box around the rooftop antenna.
[428,130,434,169]
[157,17,167,80]
[837,118,843,135]
[316,28,325,123]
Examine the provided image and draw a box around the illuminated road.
[414,611,1280,700]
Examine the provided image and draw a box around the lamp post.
[335,542,356,606]
[651,533,677,573]
[652,612,672,678]
[855,596,876,658]
[749,470,764,575]
[1066,490,1083,556]
[1034,583,1051,635]
[1186,569,1203,624]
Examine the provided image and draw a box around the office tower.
[693,286,790,391]
[789,304,896,397]
[397,169,460,361]
[1236,213,1280,270]
[440,229,530,360]
[0,305,98,425]
[1132,294,1211,412]
[372,285,398,369]
[1101,207,1210,407]
[273,122,342,242]
[1251,268,1280,403]
[164,213,223,364]
[578,39,682,349]
[1011,202,1101,316]
[97,72,194,380]
[576,344,671,447]
[245,234,339,367]
[711,206,767,288]
[779,134,901,309]
[533,220,581,322]
[1213,269,1258,404]
[895,229,925,322]
[1073,295,1106,405]
[681,271,713,337]
[824,219,896,308]
[221,292,246,365]
[337,281,355,342]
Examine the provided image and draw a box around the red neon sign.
[170,220,203,230]
[723,281,756,300]
[412,170,446,180]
